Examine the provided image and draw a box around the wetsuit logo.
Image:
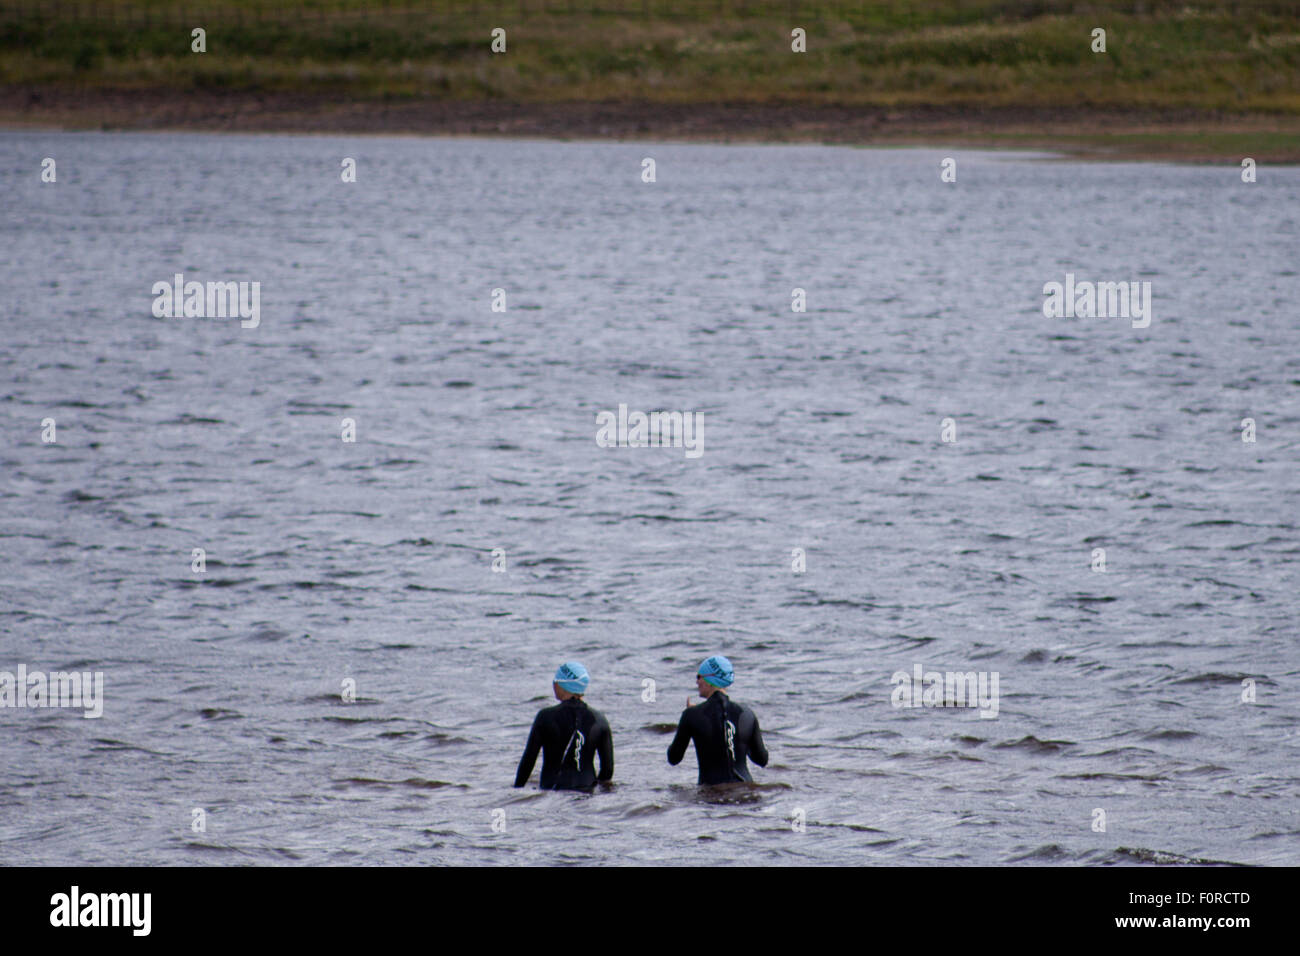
[724,719,736,762]
[564,729,585,769]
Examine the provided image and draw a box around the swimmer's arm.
[749,715,769,767]
[513,713,543,787]
[666,712,692,766]
[597,719,614,781]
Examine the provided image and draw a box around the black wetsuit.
[514,697,613,790]
[667,691,768,785]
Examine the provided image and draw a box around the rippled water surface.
[1,131,1298,865]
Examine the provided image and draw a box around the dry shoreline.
[5,88,1300,162]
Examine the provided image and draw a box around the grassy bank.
[3,1,1299,157]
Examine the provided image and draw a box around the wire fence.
[3,0,1298,26]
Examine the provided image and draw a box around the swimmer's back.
[667,692,767,785]
[514,697,613,790]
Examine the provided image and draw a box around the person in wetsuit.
[514,661,614,790]
[667,655,768,785]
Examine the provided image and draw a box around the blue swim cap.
[698,655,734,688]
[554,661,590,694]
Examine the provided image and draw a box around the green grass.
[2,1,1298,113]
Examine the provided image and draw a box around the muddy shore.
[5,88,1299,162]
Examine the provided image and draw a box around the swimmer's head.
[697,655,734,689]
[553,660,589,699]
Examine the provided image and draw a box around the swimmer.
[514,661,614,790]
[667,655,768,785]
